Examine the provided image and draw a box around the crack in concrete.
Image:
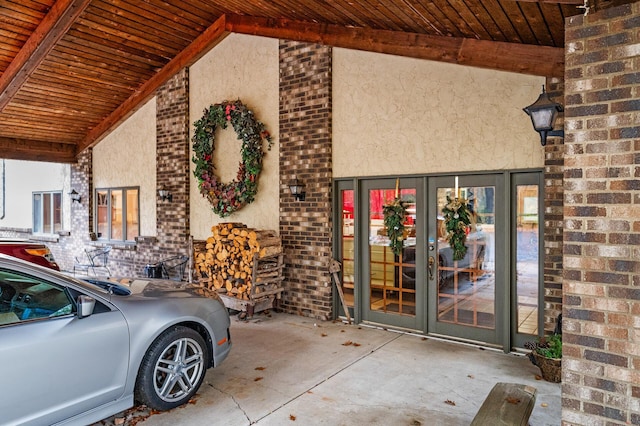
[208,382,252,424]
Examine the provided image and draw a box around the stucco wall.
[332,49,546,177]
[92,98,157,236]
[189,34,280,240]
[0,160,70,230]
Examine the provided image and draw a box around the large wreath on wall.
[192,100,273,217]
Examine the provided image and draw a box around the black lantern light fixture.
[289,179,306,202]
[523,85,564,146]
[69,189,82,204]
[158,187,172,202]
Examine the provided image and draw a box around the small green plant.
[529,334,562,359]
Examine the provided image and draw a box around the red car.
[0,239,60,271]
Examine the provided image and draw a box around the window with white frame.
[32,192,62,234]
[95,187,139,242]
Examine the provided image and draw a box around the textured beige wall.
[93,98,157,236]
[90,38,547,242]
[0,160,70,230]
[189,34,280,240]
[333,49,545,177]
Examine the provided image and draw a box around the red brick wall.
[278,41,334,319]
[563,3,640,424]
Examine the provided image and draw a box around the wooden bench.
[471,382,537,426]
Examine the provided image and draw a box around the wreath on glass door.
[192,100,273,217]
[383,179,407,256]
[442,196,472,261]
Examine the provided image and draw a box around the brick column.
[52,149,93,270]
[563,3,640,425]
[155,68,191,256]
[279,41,333,320]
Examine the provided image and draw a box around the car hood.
[82,277,216,300]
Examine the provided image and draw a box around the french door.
[360,178,423,331]
[336,172,540,350]
[427,175,503,346]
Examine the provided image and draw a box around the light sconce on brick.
[69,189,82,204]
[523,85,564,146]
[289,179,306,202]
[158,187,172,202]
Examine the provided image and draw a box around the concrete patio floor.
[97,311,561,426]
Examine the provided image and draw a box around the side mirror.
[77,295,96,319]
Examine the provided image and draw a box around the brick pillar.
[52,149,93,270]
[155,68,191,256]
[544,78,565,333]
[279,41,333,320]
[563,3,640,425]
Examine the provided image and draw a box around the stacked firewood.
[194,223,283,300]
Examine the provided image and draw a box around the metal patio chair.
[160,255,189,281]
[73,246,112,277]
[143,254,189,281]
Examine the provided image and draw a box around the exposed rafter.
[225,14,565,78]
[0,137,76,163]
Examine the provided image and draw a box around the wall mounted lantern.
[69,189,82,204]
[289,179,306,201]
[523,85,564,146]
[158,187,172,202]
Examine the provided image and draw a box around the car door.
[0,271,130,426]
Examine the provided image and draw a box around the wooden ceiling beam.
[0,0,91,111]
[76,14,230,154]
[0,137,76,163]
[225,14,564,78]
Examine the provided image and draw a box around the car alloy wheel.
[136,326,208,410]
[154,337,204,402]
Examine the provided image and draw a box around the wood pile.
[194,223,284,301]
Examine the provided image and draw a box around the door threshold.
[355,319,507,354]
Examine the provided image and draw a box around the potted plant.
[525,333,562,383]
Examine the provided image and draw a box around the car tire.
[135,326,208,411]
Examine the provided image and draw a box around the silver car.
[0,254,231,426]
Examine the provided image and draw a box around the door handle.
[428,256,435,280]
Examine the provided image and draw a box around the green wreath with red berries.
[192,100,273,217]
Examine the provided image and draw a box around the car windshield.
[82,279,131,296]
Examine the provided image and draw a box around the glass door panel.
[436,185,495,328]
[429,175,502,346]
[362,178,421,331]
[512,172,543,348]
[341,188,355,311]
[516,185,539,335]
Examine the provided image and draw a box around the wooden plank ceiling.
[0,0,616,163]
